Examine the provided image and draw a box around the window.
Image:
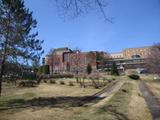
[131,55,141,59]
[63,53,68,62]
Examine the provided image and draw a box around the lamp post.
[76,50,80,74]
[75,50,80,83]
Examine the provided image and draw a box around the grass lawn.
[143,76,160,105]
[0,78,153,120]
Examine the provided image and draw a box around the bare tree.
[47,48,60,74]
[73,48,81,83]
[87,51,96,64]
[54,0,112,22]
[87,51,110,70]
[146,43,160,76]
[89,72,101,88]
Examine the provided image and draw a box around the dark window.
[63,53,68,62]
[131,55,141,59]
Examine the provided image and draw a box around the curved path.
[83,81,124,106]
[92,80,124,107]
[139,81,160,120]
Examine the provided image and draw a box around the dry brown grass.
[141,74,160,103]
[0,78,155,120]
[1,82,99,99]
[146,81,160,103]
[0,82,100,120]
[127,81,152,120]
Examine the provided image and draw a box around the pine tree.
[111,62,119,76]
[86,64,92,75]
[0,0,44,96]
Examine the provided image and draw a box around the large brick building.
[110,46,151,59]
[45,47,109,74]
[107,46,152,71]
[45,46,152,74]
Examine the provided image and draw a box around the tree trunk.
[0,78,2,96]
[0,62,5,96]
[82,78,85,88]
[0,41,8,96]
[0,7,10,96]
[0,34,8,96]
[79,78,83,88]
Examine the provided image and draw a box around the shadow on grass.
[0,96,103,110]
[152,80,160,84]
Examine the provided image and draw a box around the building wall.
[123,47,151,59]
[45,48,98,73]
[68,52,88,72]
[110,52,123,59]
[45,46,152,73]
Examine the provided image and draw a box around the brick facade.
[123,47,151,59]
[45,46,152,74]
[110,46,152,59]
[45,48,107,74]
[108,46,152,71]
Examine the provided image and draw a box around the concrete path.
[92,81,124,107]
[83,81,124,107]
[139,81,160,120]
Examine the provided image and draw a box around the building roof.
[54,47,70,51]
[123,46,152,51]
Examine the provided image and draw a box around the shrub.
[38,66,43,74]
[50,80,56,84]
[38,65,50,75]
[128,74,140,80]
[43,79,48,83]
[69,81,74,86]
[108,80,112,83]
[121,89,127,93]
[43,65,50,74]
[18,80,37,87]
[21,72,37,80]
[19,81,25,87]
[60,81,65,85]
[102,77,106,81]
[36,77,42,84]
[50,74,74,79]
[94,84,100,89]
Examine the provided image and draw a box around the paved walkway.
[92,81,124,107]
[139,81,160,120]
[83,81,124,107]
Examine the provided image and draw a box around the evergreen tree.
[38,66,43,75]
[43,65,50,74]
[86,64,92,75]
[0,0,44,96]
[111,62,119,75]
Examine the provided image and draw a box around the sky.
[24,0,160,55]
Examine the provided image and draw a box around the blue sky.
[24,0,160,55]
